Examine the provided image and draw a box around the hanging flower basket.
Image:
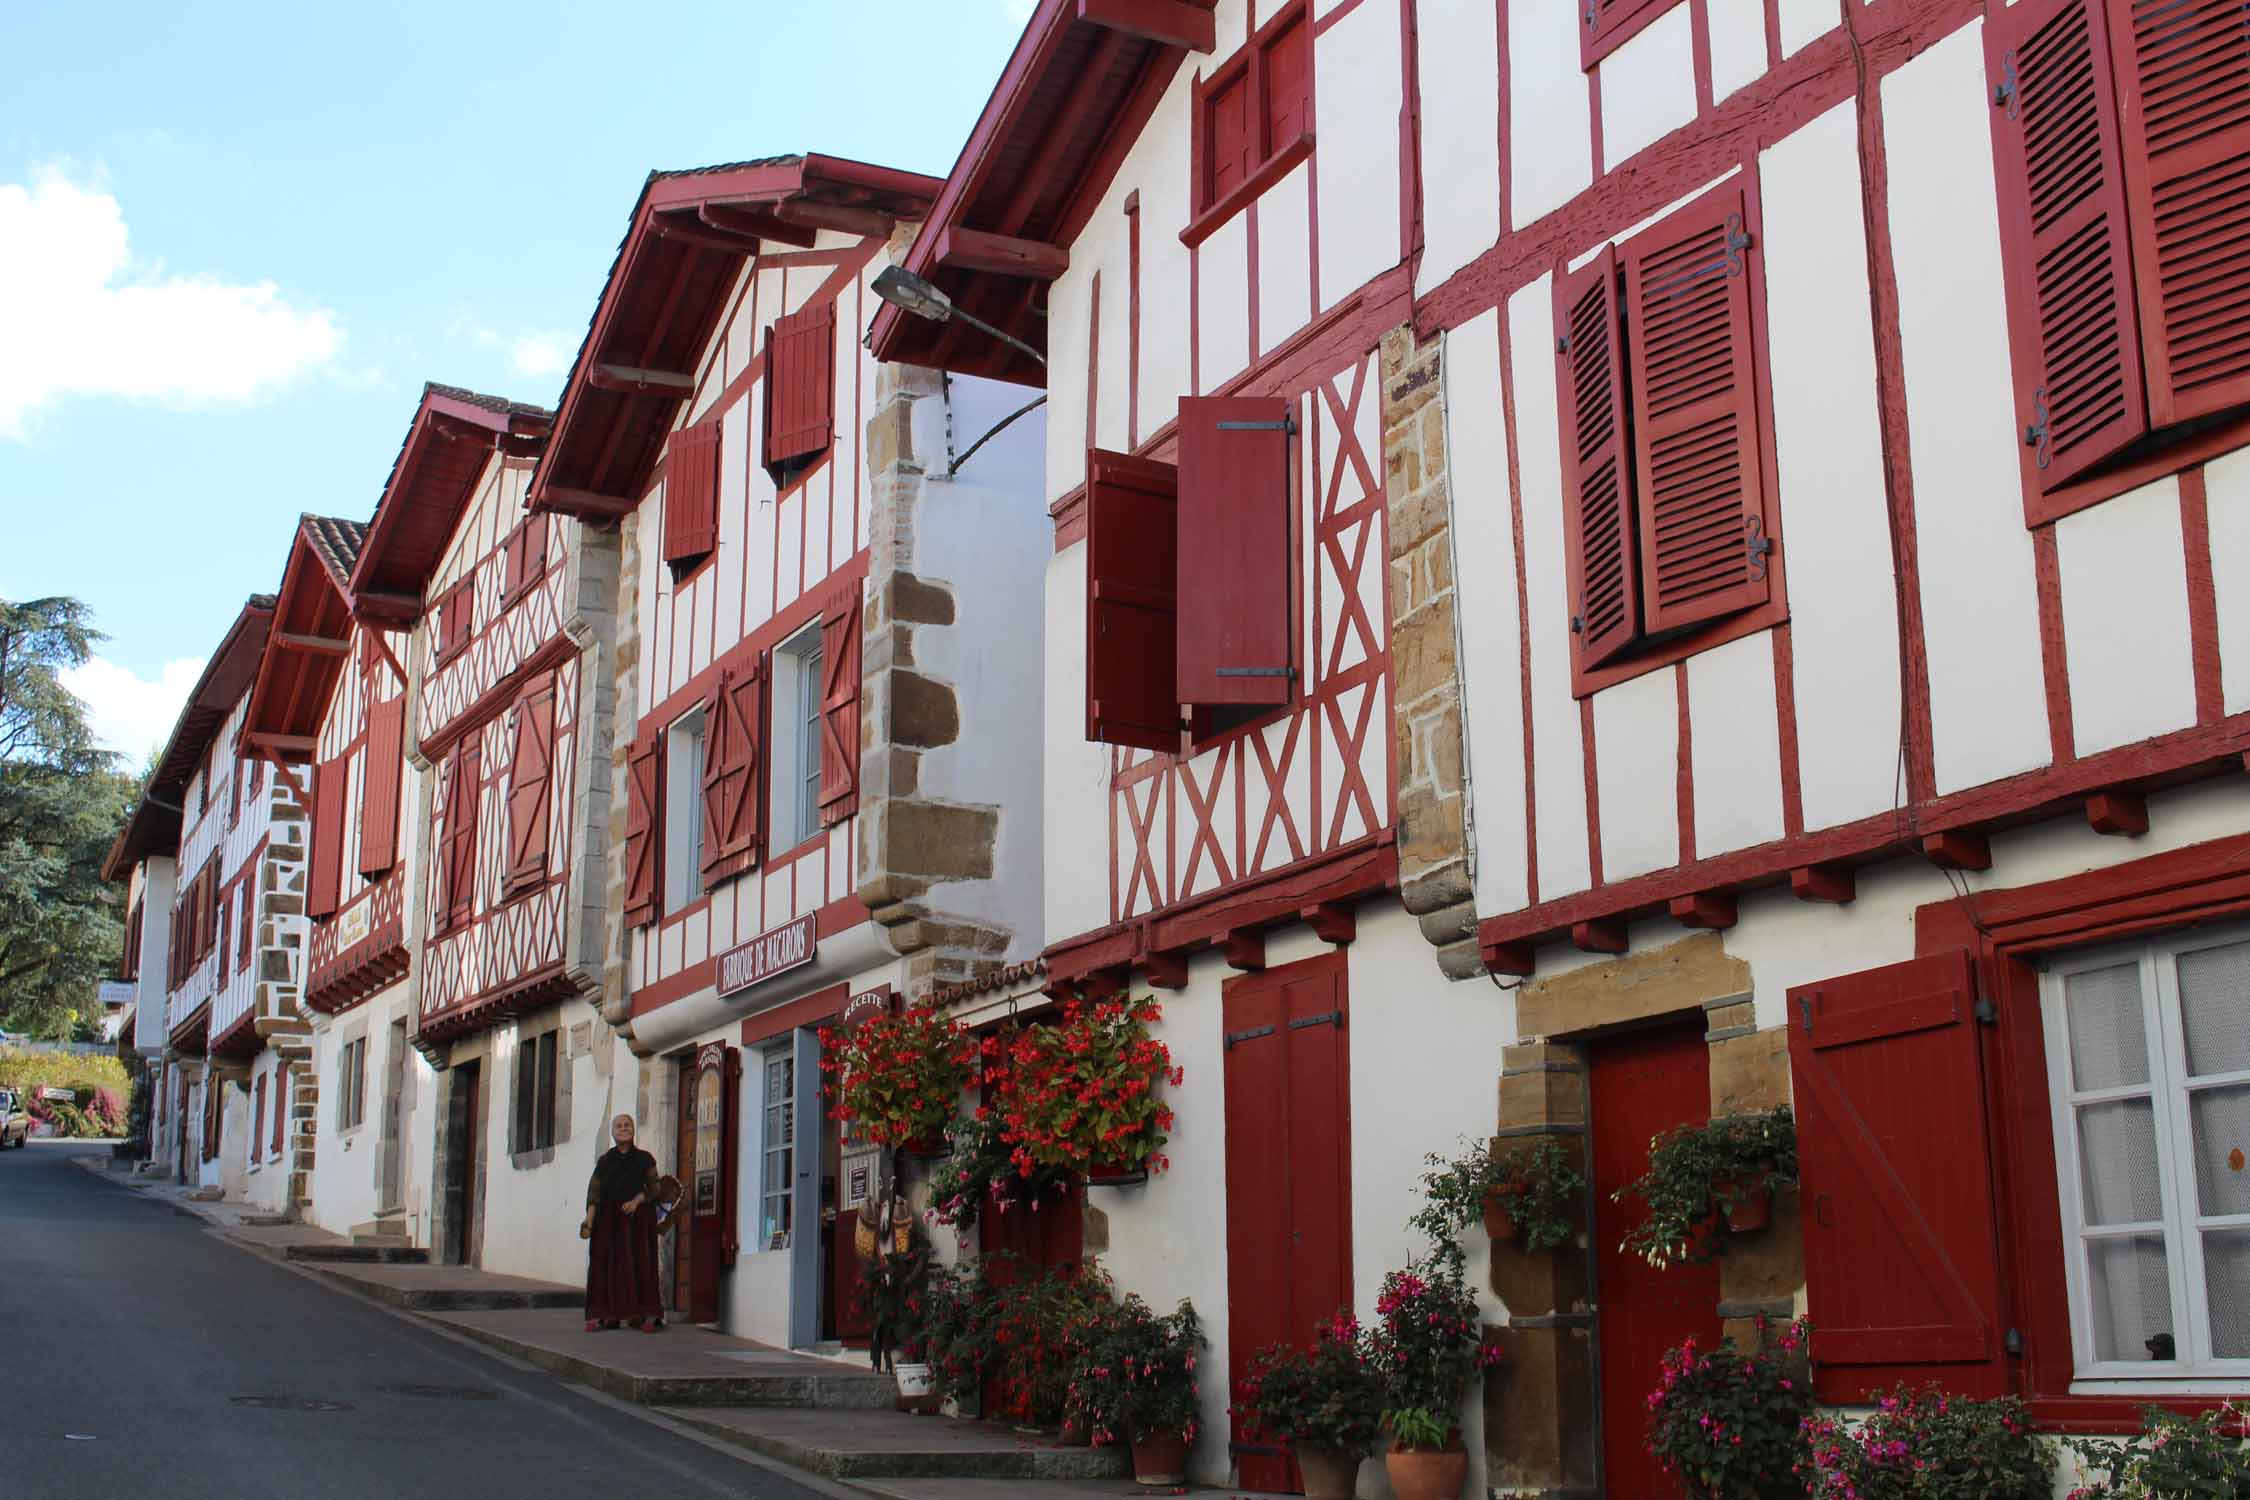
[993,997,1180,1181]
[817,1005,979,1150]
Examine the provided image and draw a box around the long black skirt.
[585,1204,663,1324]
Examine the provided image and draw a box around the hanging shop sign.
[716,913,816,998]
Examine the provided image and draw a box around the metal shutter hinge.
[1224,1024,1276,1051]
[2004,1327,2024,1356]
[1216,667,1297,679]
[1994,51,2019,118]
[1974,995,1998,1026]
[1289,1009,1343,1031]
[1216,417,1295,434]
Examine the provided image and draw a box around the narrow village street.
[1,1143,829,1500]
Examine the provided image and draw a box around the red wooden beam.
[699,203,818,249]
[588,363,696,395]
[774,198,895,237]
[1076,0,1215,52]
[1143,950,1189,991]
[497,432,547,460]
[1571,919,1627,955]
[649,215,759,255]
[1220,928,1266,971]
[1791,863,1856,905]
[1302,901,1356,945]
[1668,892,1737,930]
[534,486,639,519]
[274,632,350,656]
[1482,940,1535,977]
[1921,830,1992,871]
[934,225,1070,281]
[2087,791,2149,837]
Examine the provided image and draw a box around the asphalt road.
[0,1142,830,1500]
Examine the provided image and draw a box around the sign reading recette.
[715,913,816,998]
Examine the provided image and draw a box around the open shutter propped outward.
[1556,246,1643,671]
[1788,950,2010,1402]
[1622,185,1773,634]
[702,659,767,886]
[504,673,557,896]
[1177,397,1295,711]
[438,741,481,933]
[665,416,721,567]
[818,587,862,825]
[764,301,837,472]
[307,759,347,921]
[623,734,663,929]
[359,694,406,879]
[1988,0,2148,491]
[1085,449,1182,751]
[2112,0,2250,426]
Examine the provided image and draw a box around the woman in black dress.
[580,1113,664,1332]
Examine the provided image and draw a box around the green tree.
[0,598,139,1038]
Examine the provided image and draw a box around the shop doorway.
[673,1042,739,1326]
[1588,1019,1721,1498]
[443,1060,482,1267]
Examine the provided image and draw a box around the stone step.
[282,1241,429,1265]
[658,1406,1134,1483]
[236,1212,296,1228]
[305,1263,582,1313]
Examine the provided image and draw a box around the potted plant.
[1072,1291,1204,1484]
[1366,1244,1503,1500]
[2066,1403,2250,1499]
[854,1230,940,1411]
[924,1109,1077,1233]
[996,998,1179,1184]
[1234,1311,1385,1499]
[818,1006,980,1152]
[1646,1316,1813,1500]
[1616,1106,1797,1269]
[1409,1135,1585,1250]
[1803,1382,2055,1499]
[916,1258,995,1418]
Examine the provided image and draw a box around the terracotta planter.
[1482,1187,1521,1243]
[1721,1180,1772,1233]
[1130,1430,1190,1486]
[1294,1443,1363,1499]
[1385,1446,1468,1500]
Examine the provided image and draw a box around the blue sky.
[0,0,1031,760]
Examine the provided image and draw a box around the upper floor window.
[1553,175,1783,695]
[761,1047,795,1249]
[665,414,722,579]
[663,702,708,915]
[502,672,557,902]
[764,301,837,484]
[431,738,481,935]
[2041,927,2250,1384]
[434,575,476,665]
[768,626,826,854]
[1187,1,1314,241]
[337,1034,368,1132]
[499,511,551,608]
[1987,0,2250,524]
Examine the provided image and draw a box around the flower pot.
[892,1361,941,1414]
[1129,1430,1190,1486]
[1294,1443,1363,1499]
[1086,1159,1150,1188]
[1481,1188,1520,1243]
[899,1133,950,1158]
[1385,1446,1468,1500]
[1721,1180,1772,1234]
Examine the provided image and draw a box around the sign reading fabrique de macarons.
[715,912,816,998]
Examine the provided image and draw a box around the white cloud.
[60,655,205,763]
[0,166,344,439]
[1001,0,1037,18]
[454,317,577,381]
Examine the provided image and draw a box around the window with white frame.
[662,704,707,914]
[761,1047,794,1249]
[337,1035,368,1132]
[768,625,824,854]
[2041,927,2250,1385]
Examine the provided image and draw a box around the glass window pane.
[2065,963,2151,1091]
[2179,940,2250,1078]
[2190,1083,2250,1217]
[2078,1099,2166,1224]
[2086,1235,2176,1364]
[2203,1230,2250,1358]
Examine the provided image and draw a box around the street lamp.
[871,266,1047,370]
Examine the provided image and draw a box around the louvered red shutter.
[665,416,721,566]
[2113,1,2250,426]
[703,661,767,884]
[1208,71,1257,206]
[506,512,551,603]
[1555,246,1642,670]
[441,740,481,931]
[1788,950,2009,1402]
[818,587,862,824]
[217,889,231,979]
[1621,186,1773,634]
[308,760,347,920]
[272,1061,288,1158]
[237,880,252,971]
[764,301,838,470]
[623,734,663,929]
[504,673,557,894]
[1177,397,1294,709]
[1085,449,1182,751]
[1988,0,2148,491]
[358,694,406,878]
[1264,11,1311,150]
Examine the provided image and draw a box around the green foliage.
[1233,1311,1388,1455]
[1409,1134,1585,1253]
[0,1046,132,1099]
[1367,1241,1502,1450]
[1617,1106,1798,1269]
[1387,1406,1453,1453]
[915,1254,1119,1428]
[1070,1290,1204,1445]
[2065,1404,2250,1499]
[923,1109,1076,1233]
[0,596,139,1040]
[1804,1386,2054,1500]
[1646,1317,1814,1500]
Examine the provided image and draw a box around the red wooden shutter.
[1085,449,1182,750]
[665,416,721,566]
[252,1073,265,1163]
[1263,11,1311,151]
[217,890,232,978]
[237,880,253,972]
[623,734,663,929]
[1177,396,1294,709]
[1788,950,2009,1402]
[439,740,481,932]
[1207,72,1256,206]
[271,1062,288,1158]
[1988,0,2148,490]
[818,587,862,824]
[506,512,550,603]
[307,759,347,920]
[701,661,768,884]
[1555,246,1643,670]
[764,301,837,471]
[2113,1,2250,426]
[1621,185,1772,634]
[359,694,405,878]
[504,673,557,895]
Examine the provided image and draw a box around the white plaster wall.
[1135,70,1198,443]
[2056,478,2199,757]
[1777,0,1834,57]
[1199,211,1253,393]
[1415,0,1501,294]
[1313,0,1402,311]
[1257,163,1314,356]
[241,1049,291,1214]
[1043,544,1110,942]
[1600,6,1699,171]
[1090,903,1511,1494]
[2206,446,2250,715]
[1046,254,1094,500]
[1708,0,1770,104]
[1884,22,2053,795]
[304,987,431,1241]
[1592,667,1679,880]
[1510,0,1594,229]
[1759,103,1901,832]
[133,856,176,1055]
[1689,630,1786,858]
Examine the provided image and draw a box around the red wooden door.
[674,1061,697,1317]
[1223,952,1352,1494]
[976,1017,1085,1417]
[679,1047,735,1326]
[1589,1021,1721,1498]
